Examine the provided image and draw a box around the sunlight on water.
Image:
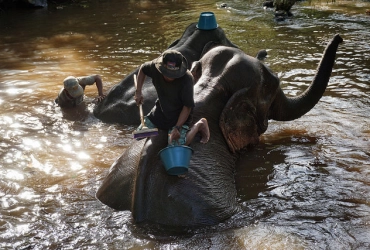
[5,170,24,180]
[19,190,37,200]
[234,225,307,249]
[0,0,369,249]
[29,155,53,174]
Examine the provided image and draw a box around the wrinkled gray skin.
[96,34,343,227]
[93,22,238,124]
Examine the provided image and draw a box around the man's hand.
[96,94,106,103]
[169,127,181,145]
[134,92,144,106]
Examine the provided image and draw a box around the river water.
[0,0,369,249]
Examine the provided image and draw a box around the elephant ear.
[167,39,180,49]
[219,88,260,153]
[190,60,202,84]
[200,41,222,58]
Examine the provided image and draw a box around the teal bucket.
[159,145,194,175]
[196,12,218,30]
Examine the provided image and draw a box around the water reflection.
[0,0,370,248]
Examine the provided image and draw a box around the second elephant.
[93,23,237,125]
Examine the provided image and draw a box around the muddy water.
[0,0,369,249]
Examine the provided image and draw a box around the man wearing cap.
[55,75,106,108]
[135,50,210,145]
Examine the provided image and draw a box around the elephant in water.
[93,22,238,124]
[96,34,343,227]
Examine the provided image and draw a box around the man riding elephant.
[134,50,210,147]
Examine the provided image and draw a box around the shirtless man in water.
[55,75,106,108]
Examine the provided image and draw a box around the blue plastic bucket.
[158,145,194,175]
[196,12,218,30]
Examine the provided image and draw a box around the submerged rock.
[263,0,297,19]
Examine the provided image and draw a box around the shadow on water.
[59,103,90,122]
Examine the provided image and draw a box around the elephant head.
[93,23,237,124]
[96,34,342,227]
[191,34,343,153]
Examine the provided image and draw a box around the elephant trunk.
[269,34,343,121]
